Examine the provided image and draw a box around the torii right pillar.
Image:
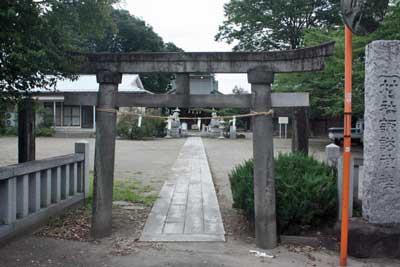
[248,67,277,249]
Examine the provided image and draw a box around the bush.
[36,127,55,137]
[0,126,17,136]
[229,153,337,234]
[117,113,166,140]
[37,106,54,129]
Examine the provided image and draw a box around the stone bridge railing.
[326,143,363,219]
[0,141,89,244]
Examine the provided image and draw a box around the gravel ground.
[0,137,186,192]
[0,136,393,267]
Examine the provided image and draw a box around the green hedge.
[36,127,55,137]
[0,126,17,136]
[117,113,166,140]
[229,153,337,234]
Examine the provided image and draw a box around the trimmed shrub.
[0,126,17,136]
[117,113,166,140]
[36,127,55,137]
[229,153,337,234]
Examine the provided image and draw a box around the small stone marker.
[363,40,400,224]
[325,143,340,167]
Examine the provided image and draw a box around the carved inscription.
[377,76,400,192]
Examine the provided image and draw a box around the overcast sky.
[118,0,250,94]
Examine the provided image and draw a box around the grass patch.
[113,180,157,206]
[86,175,158,207]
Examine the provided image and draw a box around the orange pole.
[340,25,352,267]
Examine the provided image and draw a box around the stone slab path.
[140,137,225,242]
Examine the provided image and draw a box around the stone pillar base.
[337,218,400,259]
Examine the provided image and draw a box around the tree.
[274,2,400,118]
[94,9,183,93]
[216,0,341,50]
[0,0,116,106]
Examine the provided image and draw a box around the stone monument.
[166,108,181,138]
[363,40,400,224]
[209,111,223,138]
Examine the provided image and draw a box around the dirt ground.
[0,136,394,267]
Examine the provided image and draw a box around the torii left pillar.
[91,70,122,239]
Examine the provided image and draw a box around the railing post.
[61,164,70,199]
[71,163,78,195]
[248,67,277,249]
[41,169,52,207]
[325,144,354,219]
[29,172,41,212]
[17,174,29,218]
[51,167,61,203]
[0,178,17,224]
[91,70,122,239]
[75,141,90,197]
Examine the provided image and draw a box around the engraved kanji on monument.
[363,40,400,224]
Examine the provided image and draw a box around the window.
[63,105,80,126]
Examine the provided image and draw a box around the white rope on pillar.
[167,116,172,130]
[138,114,142,127]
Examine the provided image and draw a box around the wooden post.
[291,107,309,155]
[175,73,190,108]
[248,67,277,249]
[18,98,35,163]
[91,70,122,239]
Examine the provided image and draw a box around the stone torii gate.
[67,41,334,249]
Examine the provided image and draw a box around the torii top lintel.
[75,41,335,74]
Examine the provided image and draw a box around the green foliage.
[218,108,250,130]
[217,1,399,119]
[216,0,341,50]
[0,106,7,132]
[229,153,337,234]
[36,127,55,137]
[229,159,255,215]
[35,103,54,137]
[117,113,166,140]
[94,9,183,93]
[274,3,400,119]
[0,0,117,107]
[1,1,182,110]
[36,104,53,128]
[86,174,157,207]
[0,126,17,136]
[113,180,157,206]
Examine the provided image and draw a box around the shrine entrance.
[65,41,334,249]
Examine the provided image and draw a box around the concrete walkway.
[140,137,225,242]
